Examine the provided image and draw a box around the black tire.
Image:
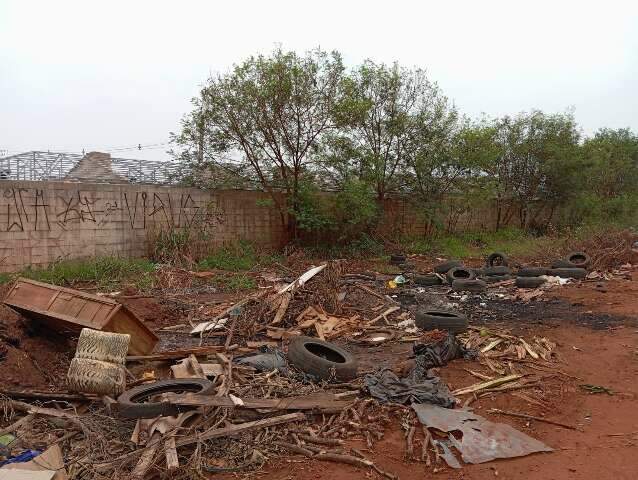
[566,251,590,268]
[548,268,587,279]
[117,379,216,419]
[287,337,358,382]
[486,252,509,267]
[551,259,574,269]
[515,276,546,288]
[452,279,486,293]
[415,309,468,334]
[482,274,514,284]
[390,254,406,265]
[433,260,463,274]
[414,274,442,286]
[483,266,511,276]
[517,267,548,277]
[471,267,486,277]
[446,266,476,284]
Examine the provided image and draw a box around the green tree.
[581,128,638,198]
[329,61,459,203]
[486,111,581,229]
[172,48,346,237]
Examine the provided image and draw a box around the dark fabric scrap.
[364,368,455,407]
[235,347,288,373]
[412,332,476,371]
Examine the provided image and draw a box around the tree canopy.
[172,48,638,238]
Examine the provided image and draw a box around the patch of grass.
[198,241,282,271]
[198,241,258,271]
[20,257,156,290]
[0,273,12,284]
[213,274,256,292]
[402,227,559,261]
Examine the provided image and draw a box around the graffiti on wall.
[1,188,226,232]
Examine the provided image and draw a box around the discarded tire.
[515,276,546,288]
[433,260,463,274]
[75,328,130,365]
[483,266,511,276]
[517,267,549,277]
[446,266,476,285]
[486,252,508,267]
[566,251,590,268]
[287,336,358,382]
[415,309,468,334]
[471,267,486,277]
[67,358,126,396]
[117,379,216,418]
[414,274,442,287]
[482,274,514,283]
[548,268,587,279]
[452,279,486,293]
[551,259,574,269]
[390,254,406,265]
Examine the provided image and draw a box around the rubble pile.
[0,249,613,478]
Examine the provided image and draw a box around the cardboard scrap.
[0,445,67,480]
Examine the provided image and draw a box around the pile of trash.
[0,251,588,478]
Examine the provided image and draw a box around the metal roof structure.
[0,151,183,185]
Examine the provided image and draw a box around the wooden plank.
[175,412,306,447]
[165,436,179,471]
[165,392,353,412]
[127,345,252,362]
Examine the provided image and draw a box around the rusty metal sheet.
[412,403,553,464]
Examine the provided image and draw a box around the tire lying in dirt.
[482,274,514,283]
[471,267,486,277]
[483,265,512,276]
[515,276,546,288]
[414,274,443,286]
[415,309,468,334]
[452,279,486,293]
[446,266,476,285]
[117,379,217,418]
[551,259,574,269]
[390,254,406,265]
[566,251,591,268]
[517,267,549,277]
[433,260,463,274]
[486,252,509,267]
[287,336,358,382]
[548,267,587,279]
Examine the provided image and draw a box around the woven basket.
[67,358,126,396]
[75,328,130,365]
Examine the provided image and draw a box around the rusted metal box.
[3,278,158,355]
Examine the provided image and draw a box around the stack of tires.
[515,251,590,288]
[478,252,513,284]
[430,259,487,293]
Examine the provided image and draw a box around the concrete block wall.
[0,180,287,272]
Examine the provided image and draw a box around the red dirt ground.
[1,270,637,478]
[250,276,638,480]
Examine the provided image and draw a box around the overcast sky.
[1,0,637,161]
